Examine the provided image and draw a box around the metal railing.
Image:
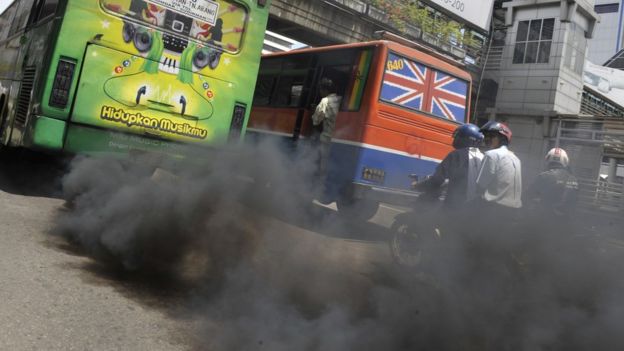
[555,119,624,147]
[553,118,624,219]
[576,177,624,216]
[484,46,504,71]
[581,89,624,118]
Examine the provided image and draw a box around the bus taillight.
[49,58,76,108]
[229,103,247,141]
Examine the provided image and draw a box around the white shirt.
[476,145,522,208]
[466,147,484,202]
[311,94,341,143]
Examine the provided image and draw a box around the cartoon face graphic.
[97,0,245,135]
[118,0,225,76]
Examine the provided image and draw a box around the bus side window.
[290,84,303,107]
[272,75,305,107]
[316,64,351,109]
[272,76,293,106]
[253,75,276,106]
[342,49,373,111]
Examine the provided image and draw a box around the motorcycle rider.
[525,147,579,218]
[391,124,483,267]
[413,123,484,209]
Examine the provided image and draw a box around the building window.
[513,18,554,64]
[595,3,619,14]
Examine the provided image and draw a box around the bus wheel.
[335,186,379,221]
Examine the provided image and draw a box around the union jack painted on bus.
[381,53,468,122]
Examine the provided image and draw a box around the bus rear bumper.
[63,123,201,158]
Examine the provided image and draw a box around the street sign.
[428,0,494,32]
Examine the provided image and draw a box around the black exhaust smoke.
[51,139,624,351]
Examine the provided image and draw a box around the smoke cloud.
[52,138,624,351]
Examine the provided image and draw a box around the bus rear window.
[380,52,468,123]
[101,0,247,53]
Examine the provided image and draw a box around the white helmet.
[545,147,569,168]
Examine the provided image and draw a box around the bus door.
[297,48,372,142]
[279,55,319,142]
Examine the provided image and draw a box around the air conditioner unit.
[365,5,389,22]
[333,0,366,13]
[451,46,467,59]
[404,24,421,40]
[422,32,438,46]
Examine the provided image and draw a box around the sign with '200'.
[428,0,494,32]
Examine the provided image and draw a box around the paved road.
[0,189,198,350]
[0,149,201,350]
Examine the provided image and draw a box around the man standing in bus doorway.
[311,78,341,204]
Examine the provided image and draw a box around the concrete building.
[482,0,600,182]
[481,0,624,216]
[587,0,624,65]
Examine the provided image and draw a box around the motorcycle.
[388,174,445,269]
[388,175,528,300]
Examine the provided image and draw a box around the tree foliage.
[365,0,479,48]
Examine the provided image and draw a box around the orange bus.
[247,36,472,219]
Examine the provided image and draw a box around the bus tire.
[335,186,379,221]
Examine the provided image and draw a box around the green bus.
[0,0,270,156]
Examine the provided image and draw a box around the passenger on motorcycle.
[474,121,522,249]
[476,121,522,210]
[413,123,484,209]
